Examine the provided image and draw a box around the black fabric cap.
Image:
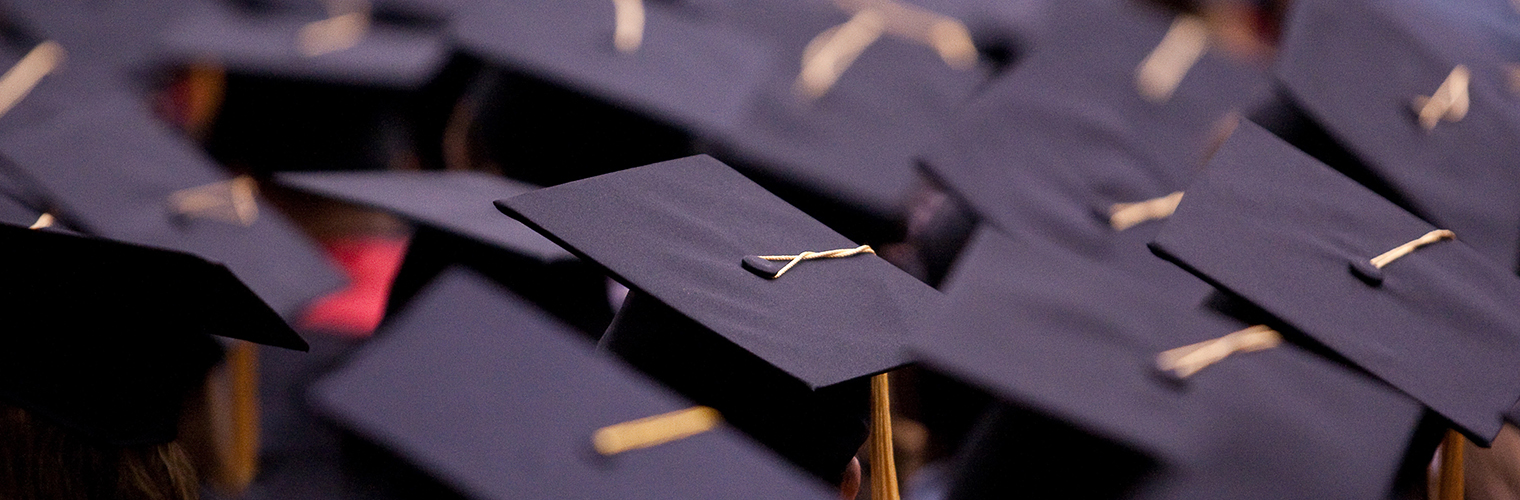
[275,171,568,262]
[498,154,934,388]
[159,0,450,89]
[497,155,938,479]
[451,0,773,135]
[1150,121,1520,445]
[0,223,306,446]
[275,171,612,334]
[1269,0,1520,272]
[921,0,1267,243]
[919,227,1426,499]
[702,0,987,238]
[310,267,836,500]
[0,71,346,320]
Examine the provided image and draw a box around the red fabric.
[298,236,408,336]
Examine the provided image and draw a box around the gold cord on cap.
[1136,15,1210,103]
[1108,191,1184,231]
[1156,325,1282,378]
[612,0,645,54]
[756,245,876,279]
[869,372,901,500]
[169,175,261,226]
[797,10,888,98]
[1412,65,1470,131]
[797,0,975,98]
[28,213,54,230]
[591,406,722,456]
[0,41,65,119]
[297,0,372,57]
[1369,229,1455,269]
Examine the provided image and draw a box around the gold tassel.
[168,175,261,226]
[1412,66,1470,131]
[591,406,722,456]
[0,41,65,119]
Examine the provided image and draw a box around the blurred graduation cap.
[0,0,190,83]
[918,0,1267,249]
[275,170,614,335]
[310,267,837,499]
[1150,121,1520,446]
[917,226,1431,499]
[497,155,939,484]
[156,0,467,173]
[1252,0,1520,273]
[449,0,776,186]
[898,0,1266,287]
[0,223,307,446]
[696,0,989,243]
[0,56,345,320]
[160,0,449,88]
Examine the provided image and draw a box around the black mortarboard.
[0,69,345,320]
[0,223,307,446]
[275,170,613,334]
[699,0,988,243]
[452,0,771,138]
[310,267,836,499]
[159,0,450,89]
[920,0,1267,246]
[1150,121,1520,445]
[157,0,471,174]
[0,0,185,82]
[497,155,939,481]
[449,0,772,186]
[1258,0,1520,272]
[918,226,1429,498]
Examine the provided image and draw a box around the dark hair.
[0,406,199,500]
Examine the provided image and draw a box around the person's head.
[0,405,199,500]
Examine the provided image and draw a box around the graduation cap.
[695,0,988,243]
[917,226,1431,499]
[452,0,771,139]
[0,64,345,320]
[0,223,307,446]
[448,0,774,186]
[0,0,189,82]
[310,267,837,499]
[1150,121,1520,445]
[918,0,1268,249]
[1257,0,1520,273]
[497,155,938,487]
[160,0,449,88]
[156,0,472,174]
[274,170,614,335]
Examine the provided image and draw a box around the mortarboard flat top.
[920,227,1426,499]
[497,154,938,389]
[275,171,571,262]
[0,223,306,446]
[451,0,774,136]
[275,170,612,334]
[1150,121,1520,445]
[158,0,450,89]
[700,0,987,228]
[920,0,1267,242]
[311,267,836,500]
[0,73,345,320]
[1271,0,1520,271]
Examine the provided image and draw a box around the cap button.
[1349,259,1384,286]
[742,255,788,278]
